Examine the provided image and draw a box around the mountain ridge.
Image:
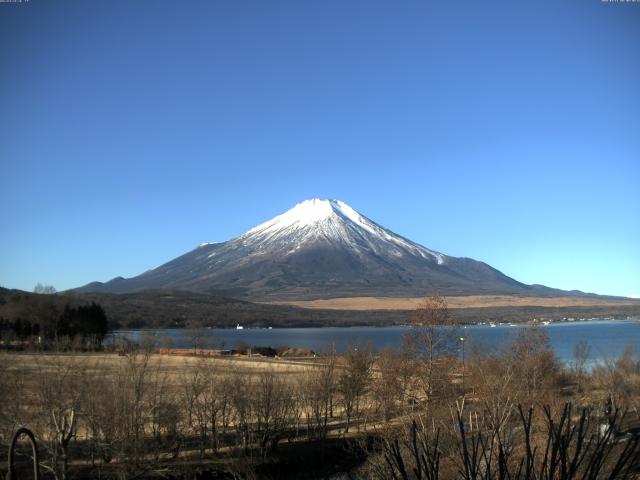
[75,199,591,300]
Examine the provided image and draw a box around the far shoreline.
[107,318,640,364]
[111,315,639,332]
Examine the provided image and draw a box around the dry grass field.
[3,351,316,380]
[265,294,640,311]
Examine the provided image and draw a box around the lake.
[111,319,640,364]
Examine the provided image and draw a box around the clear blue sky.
[1,0,638,297]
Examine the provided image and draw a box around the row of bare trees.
[0,344,380,479]
[370,402,640,480]
[1,295,639,479]
[359,296,640,479]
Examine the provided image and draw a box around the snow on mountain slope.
[76,199,547,300]
[240,199,445,264]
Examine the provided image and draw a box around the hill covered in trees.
[0,288,107,349]
[1,287,638,332]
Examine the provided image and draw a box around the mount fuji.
[77,199,563,300]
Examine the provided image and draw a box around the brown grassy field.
[3,351,316,379]
[264,294,640,311]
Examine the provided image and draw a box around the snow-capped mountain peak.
[76,198,533,299]
[245,198,377,236]
[247,199,345,231]
[242,199,445,263]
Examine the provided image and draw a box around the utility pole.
[460,335,466,394]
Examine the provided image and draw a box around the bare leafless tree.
[505,325,560,405]
[405,295,459,406]
[230,373,254,453]
[374,402,640,480]
[33,355,86,480]
[185,319,209,355]
[573,339,592,392]
[33,282,57,294]
[372,348,412,422]
[302,351,337,440]
[338,344,374,433]
[254,369,292,458]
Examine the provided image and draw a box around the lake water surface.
[112,319,640,364]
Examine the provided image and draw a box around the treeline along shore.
[1,287,639,331]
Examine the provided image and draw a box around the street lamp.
[460,336,466,394]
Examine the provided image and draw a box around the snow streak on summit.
[242,199,445,265]
[77,199,558,300]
